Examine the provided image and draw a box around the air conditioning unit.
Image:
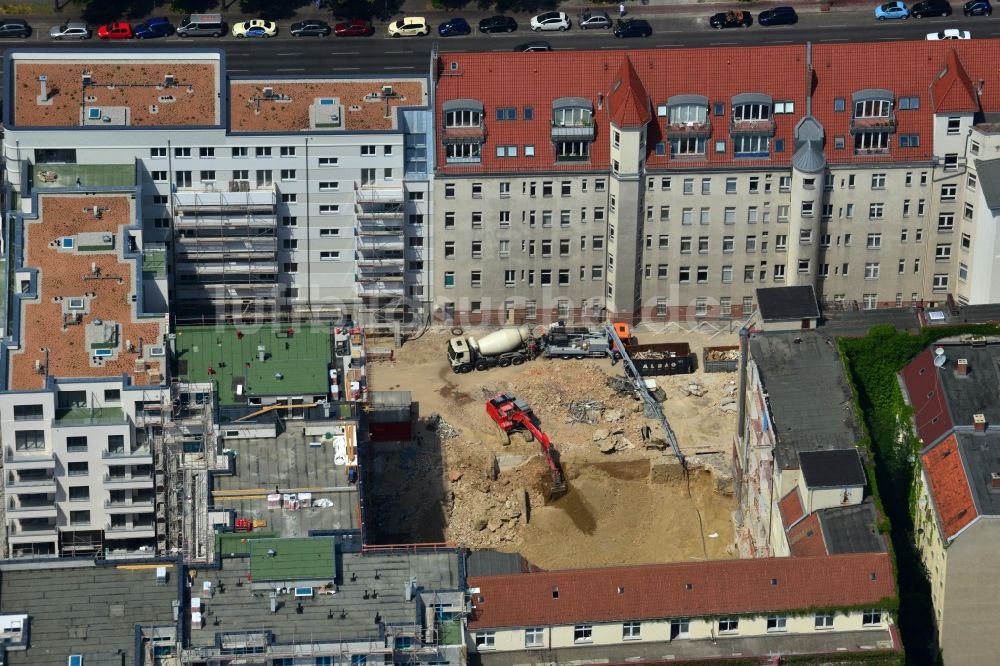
[382,85,393,97]
[148,346,165,357]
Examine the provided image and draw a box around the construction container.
[703,345,740,373]
[629,342,696,376]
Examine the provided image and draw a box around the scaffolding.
[171,185,279,320]
[355,181,408,326]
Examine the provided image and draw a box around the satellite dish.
[934,352,948,368]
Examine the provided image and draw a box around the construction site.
[365,324,741,570]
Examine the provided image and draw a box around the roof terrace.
[8,193,167,390]
[229,77,426,132]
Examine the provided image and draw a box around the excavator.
[485,393,567,500]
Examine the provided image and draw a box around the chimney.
[957,358,969,376]
[38,74,48,100]
[974,413,987,432]
[991,472,1000,490]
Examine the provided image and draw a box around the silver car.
[578,11,612,29]
[50,21,91,40]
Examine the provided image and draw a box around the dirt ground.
[365,324,741,569]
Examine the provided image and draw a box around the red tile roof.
[921,433,977,541]
[787,513,828,557]
[899,349,953,446]
[609,57,651,129]
[435,40,1000,175]
[778,488,805,529]
[467,553,894,629]
[930,49,979,114]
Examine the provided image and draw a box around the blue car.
[133,17,173,39]
[438,18,471,36]
[875,1,910,19]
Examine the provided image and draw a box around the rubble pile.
[706,348,740,362]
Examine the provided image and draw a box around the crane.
[485,393,567,500]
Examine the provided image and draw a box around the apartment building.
[900,340,1000,665]
[1,189,169,558]
[467,553,898,664]
[2,49,432,326]
[432,42,1000,325]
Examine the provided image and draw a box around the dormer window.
[552,97,595,161]
[442,99,485,164]
[732,102,770,123]
[665,95,711,148]
[854,99,891,119]
[729,94,774,157]
[851,90,895,155]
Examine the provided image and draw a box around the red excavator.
[486,392,567,500]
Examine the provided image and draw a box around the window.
[231,146,249,158]
[174,147,191,158]
[525,628,543,648]
[862,610,883,627]
[962,232,971,249]
[938,214,954,232]
[657,264,669,280]
[775,234,788,251]
[199,170,216,182]
[767,616,788,633]
[933,274,949,292]
[443,272,455,288]
[540,270,552,286]
[865,262,880,280]
[496,145,518,158]
[871,173,886,189]
[592,236,605,250]
[68,486,89,502]
[967,172,978,191]
[801,201,814,217]
[320,251,340,261]
[151,170,167,183]
[659,206,670,222]
[671,137,706,156]
[281,216,297,227]
[718,617,739,634]
[281,193,297,203]
[946,117,962,135]
[319,204,339,215]
[725,177,737,194]
[678,266,690,283]
[623,621,641,640]
[66,436,87,452]
[255,170,272,187]
[779,176,791,192]
[899,134,920,148]
[815,613,835,630]
[746,235,757,253]
[698,237,709,253]
[14,430,44,450]
[283,262,298,274]
[867,233,882,249]
[734,135,769,157]
[965,202,975,220]
[443,241,455,259]
[898,259,906,274]
[670,618,690,639]
[869,203,884,220]
[70,510,90,526]
[959,262,969,282]
[721,265,733,283]
[723,208,735,225]
[935,243,952,261]
[150,147,166,158]
[68,461,88,476]
[774,100,795,114]
[774,264,786,281]
[475,632,495,649]
[573,625,593,643]
[697,266,708,283]
[558,269,570,286]
[916,228,924,242]
[446,143,481,163]
[680,237,692,254]
[495,212,506,229]
[282,239,298,250]
[504,270,516,287]
[318,181,339,192]
[495,107,517,121]
[701,208,711,225]
[13,404,43,421]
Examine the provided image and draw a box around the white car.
[232,19,277,38]
[927,28,971,39]
[530,11,571,31]
[387,17,430,37]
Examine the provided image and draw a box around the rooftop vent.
[957,358,969,376]
[263,87,274,99]
[81,72,90,86]
[991,472,1000,490]
[382,85,394,97]
[974,413,987,432]
[164,74,174,87]
[616,586,625,595]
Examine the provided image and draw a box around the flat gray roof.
[819,503,887,554]
[818,308,920,337]
[212,429,359,536]
[937,344,1000,428]
[0,564,177,666]
[976,158,1000,210]
[749,331,861,469]
[800,449,867,488]
[189,550,461,648]
[957,431,1000,518]
[756,285,820,321]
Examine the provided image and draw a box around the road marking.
[819,37,849,41]
[276,68,306,72]
[385,50,413,54]
[384,66,416,70]
[276,52,302,56]
[818,24,848,28]
[330,51,360,55]
[765,40,794,44]
[332,67,361,71]
[658,30,685,33]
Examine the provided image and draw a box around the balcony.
[103,473,154,487]
[104,499,155,513]
[104,522,156,538]
[53,407,126,427]
[6,476,57,495]
[102,447,153,464]
[358,237,404,252]
[666,119,712,139]
[850,115,896,134]
[355,183,405,204]
[174,238,277,258]
[729,118,776,137]
[175,261,277,276]
[7,496,56,519]
[7,519,57,537]
[359,218,404,234]
[441,124,486,144]
[360,282,405,297]
[355,203,404,220]
[173,187,276,213]
[551,121,595,141]
[3,448,55,470]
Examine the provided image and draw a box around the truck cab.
[447,337,472,372]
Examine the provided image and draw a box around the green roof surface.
[174,324,331,405]
[32,163,134,190]
[249,537,336,583]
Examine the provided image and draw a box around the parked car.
[97,21,133,39]
[388,17,430,37]
[710,10,753,28]
[513,40,551,51]
[438,18,471,36]
[133,17,173,39]
[758,6,799,25]
[927,28,971,37]
[531,11,571,31]
[479,16,518,33]
[964,0,991,15]
[232,19,277,38]
[50,21,91,40]
[911,0,953,15]
[334,19,374,37]
[290,20,331,37]
[614,18,652,37]
[176,13,225,38]
[875,1,911,19]
[578,11,612,29]
[0,19,31,38]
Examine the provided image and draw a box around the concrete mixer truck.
[447,326,542,373]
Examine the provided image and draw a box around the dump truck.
[629,342,696,376]
[447,325,541,373]
[543,325,611,359]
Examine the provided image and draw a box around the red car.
[97,22,133,39]
[334,19,374,37]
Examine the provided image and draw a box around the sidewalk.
[3,0,878,28]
